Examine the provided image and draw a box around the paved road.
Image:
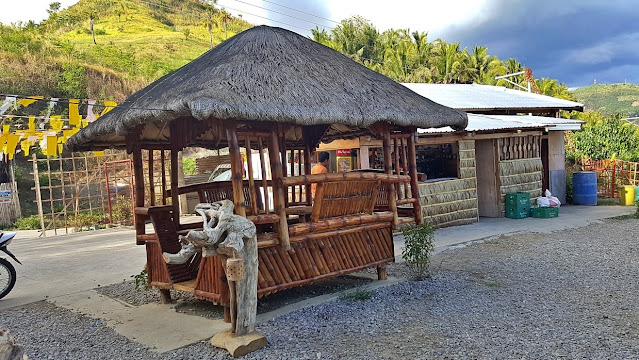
[2,205,633,311]
[0,228,145,310]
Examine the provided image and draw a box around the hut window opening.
[416,143,459,180]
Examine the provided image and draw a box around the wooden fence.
[582,159,639,198]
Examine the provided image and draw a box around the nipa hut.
[66,26,467,318]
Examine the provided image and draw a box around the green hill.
[573,83,639,118]
[0,0,251,102]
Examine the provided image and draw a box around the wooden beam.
[244,136,259,215]
[267,127,291,250]
[225,121,247,217]
[132,143,146,241]
[406,130,423,225]
[381,123,399,228]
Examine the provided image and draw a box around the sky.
[2,0,638,87]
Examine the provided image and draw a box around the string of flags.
[0,95,117,159]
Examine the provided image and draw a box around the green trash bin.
[635,186,639,203]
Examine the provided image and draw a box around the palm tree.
[89,13,96,45]
[203,4,219,49]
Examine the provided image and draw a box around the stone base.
[210,329,267,357]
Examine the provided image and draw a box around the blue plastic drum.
[572,171,597,205]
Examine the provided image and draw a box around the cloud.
[437,0,639,86]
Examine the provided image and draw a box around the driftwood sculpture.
[162,200,266,356]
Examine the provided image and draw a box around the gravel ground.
[2,218,639,359]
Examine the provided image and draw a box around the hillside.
[573,83,639,118]
[0,0,251,102]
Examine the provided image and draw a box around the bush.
[401,223,435,280]
[14,215,41,230]
[70,212,104,230]
[182,157,196,175]
[111,195,132,224]
[340,288,374,301]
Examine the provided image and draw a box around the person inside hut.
[311,151,330,200]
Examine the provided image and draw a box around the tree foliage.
[312,17,574,100]
[564,111,639,162]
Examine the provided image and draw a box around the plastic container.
[572,171,597,205]
[618,185,636,206]
[531,206,559,218]
[635,186,639,203]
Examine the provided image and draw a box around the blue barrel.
[572,171,597,205]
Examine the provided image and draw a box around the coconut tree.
[203,4,219,49]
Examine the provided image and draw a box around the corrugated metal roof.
[487,114,583,131]
[418,114,583,133]
[402,83,583,111]
[418,114,546,133]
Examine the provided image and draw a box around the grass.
[0,0,252,100]
[597,198,619,206]
[573,83,639,117]
[339,288,375,301]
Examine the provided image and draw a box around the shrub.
[70,212,104,230]
[14,215,41,230]
[131,269,148,291]
[182,157,196,175]
[401,223,435,280]
[111,195,132,224]
[340,288,374,301]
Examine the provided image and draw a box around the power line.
[261,0,341,25]
[222,0,334,29]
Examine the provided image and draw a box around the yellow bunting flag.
[2,125,9,134]
[69,99,81,126]
[5,134,21,160]
[81,118,89,128]
[27,116,36,133]
[45,136,57,157]
[50,118,64,133]
[100,101,117,117]
[63,128,79,138]
[93,151,104,157]
[17,96,43,107]
[20,140,31,156]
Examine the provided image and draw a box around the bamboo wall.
[498,158,543,216]
[418,140,478,228]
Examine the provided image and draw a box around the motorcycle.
[0,232,20,300]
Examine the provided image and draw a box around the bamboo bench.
[137,172,410,312]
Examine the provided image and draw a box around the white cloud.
[325,0,490,38]
[566,32,639,65]
[0,0,79,25]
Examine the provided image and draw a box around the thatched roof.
[67,25,467,151]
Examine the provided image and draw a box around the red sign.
[336,149,351,156]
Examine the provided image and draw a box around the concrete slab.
[53,290,228,353]
[394,205,635,260]
[0,228,145,310]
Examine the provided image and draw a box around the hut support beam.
[407,130,423,224]
[381,125,399,228]
[133,143,146,242]
[170,148,180,228]
[226,122,247,217]
[267,128,291,250]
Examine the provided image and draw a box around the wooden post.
[161,149,167,205]
[148,150,155,206]
[304,144,312,206]
[225,122,246,217]
[245,136,258,215]
[32,153,46,237]
[382,125,399,228]
[132,144,146,241]
[257,138,270,213]
[267,128,291,250]
[177,152,189,215]
[170,148,180,228]
[407,130,423,225]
